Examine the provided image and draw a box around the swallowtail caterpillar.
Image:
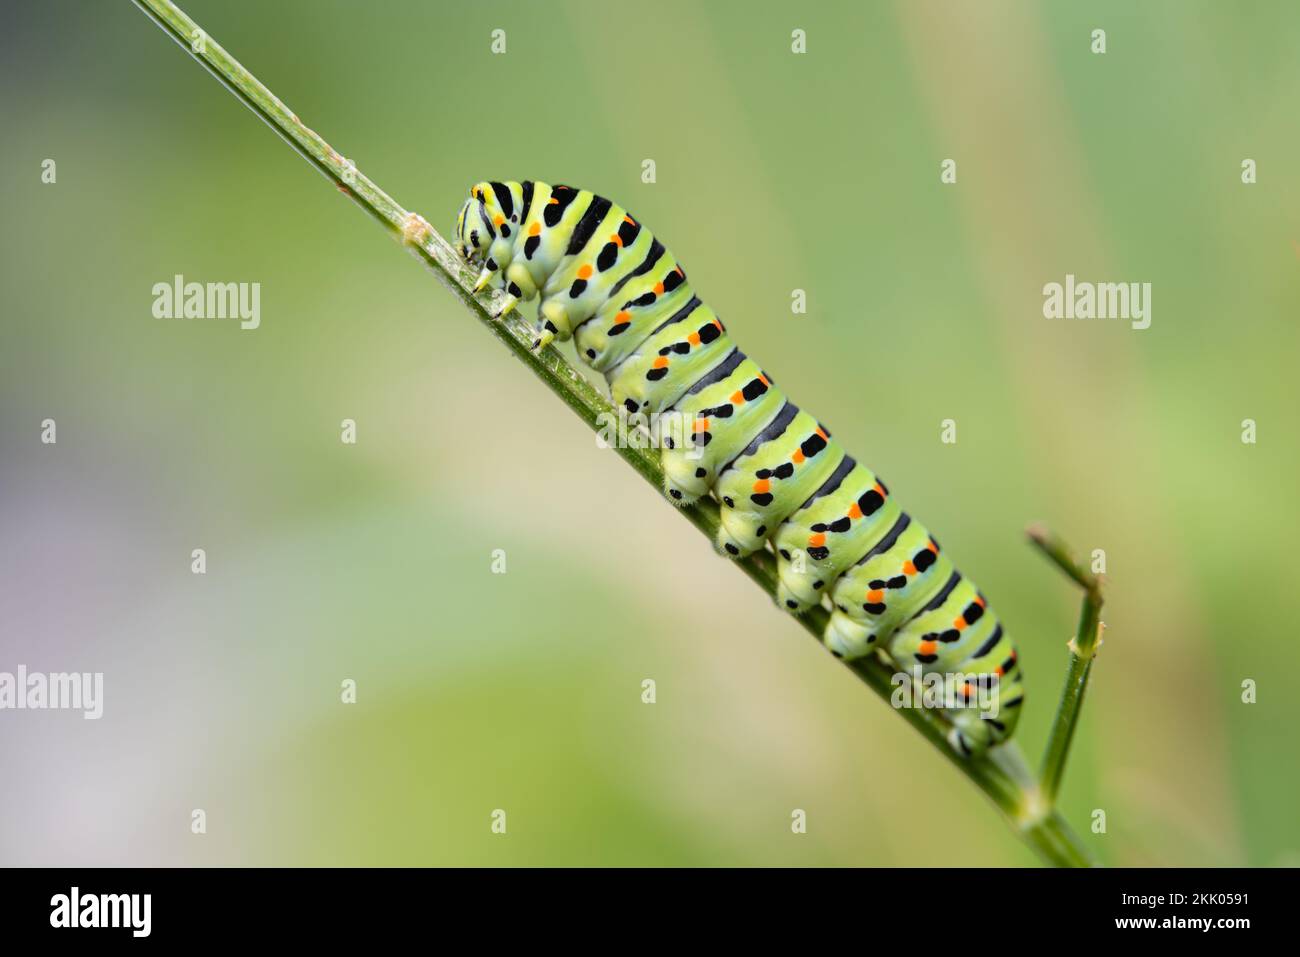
[455,181,1023,755]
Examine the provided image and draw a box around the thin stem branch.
[1027,524,1106,804]
[134,0,1095,867]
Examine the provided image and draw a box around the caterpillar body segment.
[824,512,953,657]
[713,406,841,560]
[605,298,728,412]
[659,352,785,505]
[771,460,902,616]
[454,180,1024,756]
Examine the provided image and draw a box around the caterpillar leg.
[490,263,535,321]
[494,296,518,321]
[775,559,821,615]
[528,298,576,351]
[540,299,571,336]
[822,607,878,660]
[472,234,516,293]
[660,445,710,506]
[715,506,768,558]
[946,719,988,757]
[505,261,538,300]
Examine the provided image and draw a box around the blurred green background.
[1,0,1297,866]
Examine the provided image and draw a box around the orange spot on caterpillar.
[874,482,885,496]
[808,533,826,548]
[918,640,938,656]
[653,282,665,295]
[759,374,770,386]
[953,618,966,631]
[752,479,771,494]
[693,417,711,433]
[528,222,541,236]
[494,215,505,227]
[652,357,669,369]
[975,595,987,607]
[792,450,805,464]
[687,332,701,346]
[577,264,593,280]
[903,561,917,576]
[676,266,684,277]
[866,589,884,604]
[615,310,631,323]
[548,197,559,204]
[847,503,863,520]
[610,233,623,247]
[816,427,828,439]
[730,390,744,404]
[994,666,1004,677]
[928,540,939,553]
[624,215,635,225]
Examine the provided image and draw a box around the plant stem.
[1027,525,1106,805]
[134,0,1096,867]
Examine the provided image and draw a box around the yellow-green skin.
[456,180,1024,755]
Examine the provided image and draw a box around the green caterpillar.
[455,180,1023,755]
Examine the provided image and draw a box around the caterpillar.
[454,180,1024,755]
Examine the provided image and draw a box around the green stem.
[134,0,1095,867]
[1027,525,1106,804]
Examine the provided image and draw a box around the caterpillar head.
[454,195,484,263]
[455,182,513,264]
